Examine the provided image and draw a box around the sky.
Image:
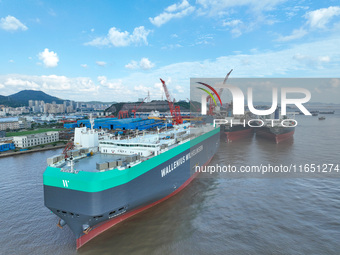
[0,0,340,103]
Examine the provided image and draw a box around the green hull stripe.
[43,127,219,192]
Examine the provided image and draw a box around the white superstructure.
[47,122,215,173]
[73,115,101,150]
[74,127,99,149]
[99,123,192,157]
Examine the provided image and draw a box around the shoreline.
[0,144,65,158]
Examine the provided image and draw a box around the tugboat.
[319,116,326,120]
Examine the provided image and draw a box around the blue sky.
[0,0,340,103]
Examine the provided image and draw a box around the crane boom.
[160,78,183,125]
[132,94,149,118]
[187,98,199,112]
[204,69,233,115]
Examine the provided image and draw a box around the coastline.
[0,144,64,158]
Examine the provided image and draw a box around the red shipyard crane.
[118,110,129,119]
[160,78,183,125]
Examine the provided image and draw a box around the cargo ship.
[221,100,254,142]
[254,108,295,144]
[222,116,253,142]
[255,122,295,144]
[43,118,220,249]
[319,110,335,114]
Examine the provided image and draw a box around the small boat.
[319,116,326,120]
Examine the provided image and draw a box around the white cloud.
[112,35,340,103]
[305,6,340,29]
[0,15,27,31]
[140,58,155,70]
[161,44,183,50]
[85,37,109,46]
[96,61,106,67]
[285,5,309,19]
[223,19,242,27]
[319,56,330,63]
[193,34,215,46]
[38,48,59,68]
[97,76,134,98]
[149,0,195,27]
[86,26,151,47]
[1,35,340,103]
[196,0,285,16]
[125,60,139,70]
[81,64,88,68]
[166,0,190,12]
[277,6,340,42]
[277,28,308,42]
[222,19,244,37]
[0,74,99,101]
[292,53,331,66]
[196,1,283,37]
[107,27,130,47]
[48,8,57,17]
[98,76,123,89]
[125,58,155,70]
[176,85,184,93]
[134,85,151,94]
[5,78,40,89]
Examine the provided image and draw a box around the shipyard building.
[64,117,171,131]
[12,131,59,148]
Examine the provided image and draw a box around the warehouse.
[12,131,59,148]
[0,142,15,152]
[64,117,169,131]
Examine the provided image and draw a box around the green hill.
[0,90,64,107]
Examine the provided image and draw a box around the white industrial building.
[12,131,59,148]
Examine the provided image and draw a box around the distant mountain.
[0,90,64,107]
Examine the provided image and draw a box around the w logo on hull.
[62,180,69,188]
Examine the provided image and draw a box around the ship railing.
[60,167,79,174]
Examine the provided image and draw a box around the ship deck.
[72,153,128,172]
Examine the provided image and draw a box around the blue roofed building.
[0,142,15,152]
[63,117,171,131]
